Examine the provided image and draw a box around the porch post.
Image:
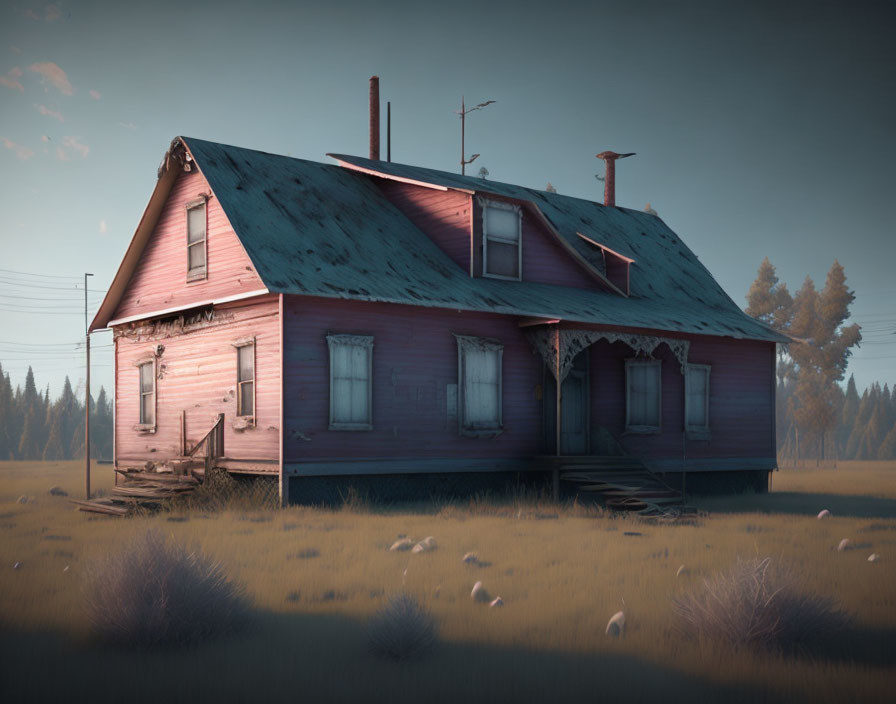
[553,325,561,501]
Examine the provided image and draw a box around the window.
[138,360,155,428]
[481,199,522,280]
[236,342,255,418]
[186,199,207,280]
[456,335,503,435]
[327,334,373,430]
[625,359,661,432]
[685,364,711,433]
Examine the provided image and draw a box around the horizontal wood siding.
[114,297,280,463]
[113,169,265,321]
[283,296,543,463]
[588,337,775,462]
[472,199,597,289]
[377,181,472,273]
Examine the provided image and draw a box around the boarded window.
[482,200,521,280]
[327,334,373,430]
[237,343,255,417]
[685,364,710,432]
[625,359,661,431]
[138,361,155,426]
[456,335,503,434]
[187,200,207,279]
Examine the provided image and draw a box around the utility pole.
[84,272,93,500]
[456,96,495,175]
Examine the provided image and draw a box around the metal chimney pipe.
[596,151,635,207]
[369,76,380,160]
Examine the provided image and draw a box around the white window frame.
[186,197,208,282]
[480,198,522,281]
[327,334,374,431]
[685,363,711,436]
[456,334,504,436]
[234,338,256,421]
[625,358,661,433]
[135,357,156,432]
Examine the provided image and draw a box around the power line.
[0,268,83,280]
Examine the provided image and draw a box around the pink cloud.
[99,219,107,235]
[29,61,73,95]
[2,137,35,160]
[89,88,101,100]
[0,67,24,92]
[56,145,68,161]
[61,135,88,158]
[44,3,62,21]
[10,46,22,54]
[35,103,64,122]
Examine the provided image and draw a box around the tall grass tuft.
[367,593,437,661]
[672,557,848,652]
[83,530,250,648]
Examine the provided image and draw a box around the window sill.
[460,426,503,438]
[134,424,156,433]
[624,426,661,435]
[686,429,711,442]
[482,272,521,282]
[186,269,207,283]
[329,423,373,432]
[232,417,256,431]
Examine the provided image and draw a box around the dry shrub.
[367,593,437,661]
[174,468,278,511]
[672,557,848,652]
[84,530,249,648]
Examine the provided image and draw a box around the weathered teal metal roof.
[183,137,785,343]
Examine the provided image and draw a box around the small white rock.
[421,536,436,549]
[817,509,831,519]
[838,538,854,552]
[63,565,70,573]
[471,581,490,602]
[411,542,427,553]
[462,552,479,564]
[606,611,625,637]
[16,495,28,505]
[13,562,21,570]
[389,538,414,552]
[489,596,504,608]
[868,553,881,563]
[676,564,688,578]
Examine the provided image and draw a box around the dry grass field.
[1,460,895,703]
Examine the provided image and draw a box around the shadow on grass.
[694,491,896,519]
[1,610,786,704]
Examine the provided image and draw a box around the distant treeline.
[747,258,896,461]
[0,363,112,461]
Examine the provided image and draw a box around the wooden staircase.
[552,455,686,515]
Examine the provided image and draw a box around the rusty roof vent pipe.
[596,151,635,207]
[369,76,380,161]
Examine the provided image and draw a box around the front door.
[544,350,590,454]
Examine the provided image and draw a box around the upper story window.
[625,359,661,433]
[327,334,374,430]
[685,364,711,435]
[137,359,156,429]
[236,341,255,418]
[481,199,522,280]
[456,334,503,435]
[186,198,207,281]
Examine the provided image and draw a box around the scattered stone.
[606,611,625,637]
[676,564,689,578]
[623,531,642,537]
[412,536,436,554]
[471,581,490,603]
[817,509,831,519]
[837,539,854,552]
[389,538,414,552]
[63,565,70,573]
[15,495,28,505]
[48,486,68,497]
[868,553,881,563]
[13,562,21,570]
[489,596,504,608]
[462,552,479,564]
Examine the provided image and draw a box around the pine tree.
[879,424,896,460]
[839,374,860,458]
[0,363,12,460]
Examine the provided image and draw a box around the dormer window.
[186,198,207,281]
[482,199,522,280]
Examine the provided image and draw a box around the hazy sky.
[1,0,894,399]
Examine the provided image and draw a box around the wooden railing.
[187,413,225,474]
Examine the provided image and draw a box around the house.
[90,129,786,506]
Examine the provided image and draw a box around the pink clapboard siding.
[376,180,473,273]
[282,295,543,463]
[114,296,280,463]
[112,169,266,322]
[472,198,598,290]
[587,335,775,463]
